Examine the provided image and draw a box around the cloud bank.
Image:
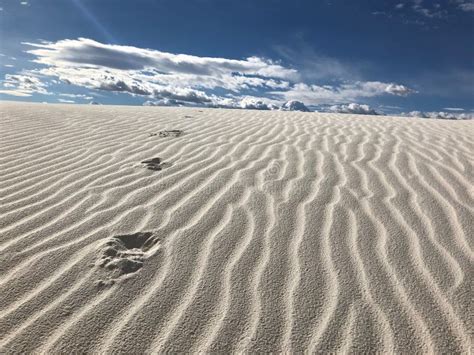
[329,103,380,115]
[2,38,416,108]
[402,111,473,120]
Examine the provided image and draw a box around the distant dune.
[0,101,472,353]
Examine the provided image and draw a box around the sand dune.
[0,101,472,353]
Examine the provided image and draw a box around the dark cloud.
[153,88,212,104]
[97,80,151,95]
[25,38,297,79]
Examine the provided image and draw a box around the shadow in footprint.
[141,157,172,171]
[115,232,154,250]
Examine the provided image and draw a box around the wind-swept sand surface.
[0,101,472,353]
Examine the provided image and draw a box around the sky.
[0,0,473,116]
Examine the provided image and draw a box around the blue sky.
[0,0,473,115]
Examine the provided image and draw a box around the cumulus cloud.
[0,74,49,96]
[143,98,185,107]
[237,97,277,110]
[238,99,270,110]
[11,38,416,108]
[385,83,415,96]
[152,87,213,104]
[22,38,299,105]
[280,100,310,112]
[329,103,380,115]
[216,97,313,112]
[143,96,279,110]
[402,111,473,120]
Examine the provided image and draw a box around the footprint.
[148,130,184,138]
[141,157,172,171]
[96,232,159,281]
[158,129,184,137]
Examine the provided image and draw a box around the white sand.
[0,101,472,353]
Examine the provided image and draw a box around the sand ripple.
[0,102,472,353]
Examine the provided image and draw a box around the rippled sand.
[0,101,472,353]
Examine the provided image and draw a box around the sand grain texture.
[0,102,472,353]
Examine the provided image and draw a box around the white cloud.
[24,38,297,79]
[456,0,474,12]
[59,93,94,100]
[152,87,214,104]
[328,103,380,115]
[22,38,297,105]
[58,98,75,103]
[459,3,474,11]
[1,74,50,96]
[280,100,310,112]
[274,45,360,82]
[412,4,445,18]
[143,99,185,107]
[443,107,465,111]
[237,97,273,110]
[403,111,473,120]
[274,81,414,105]
[11,38,416,107]
[0,89,32,97]
[396,0,446,18]
[385,83,415,96]
[392,0,473,17]
[213,97,310,111]
[143,95,311,112]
